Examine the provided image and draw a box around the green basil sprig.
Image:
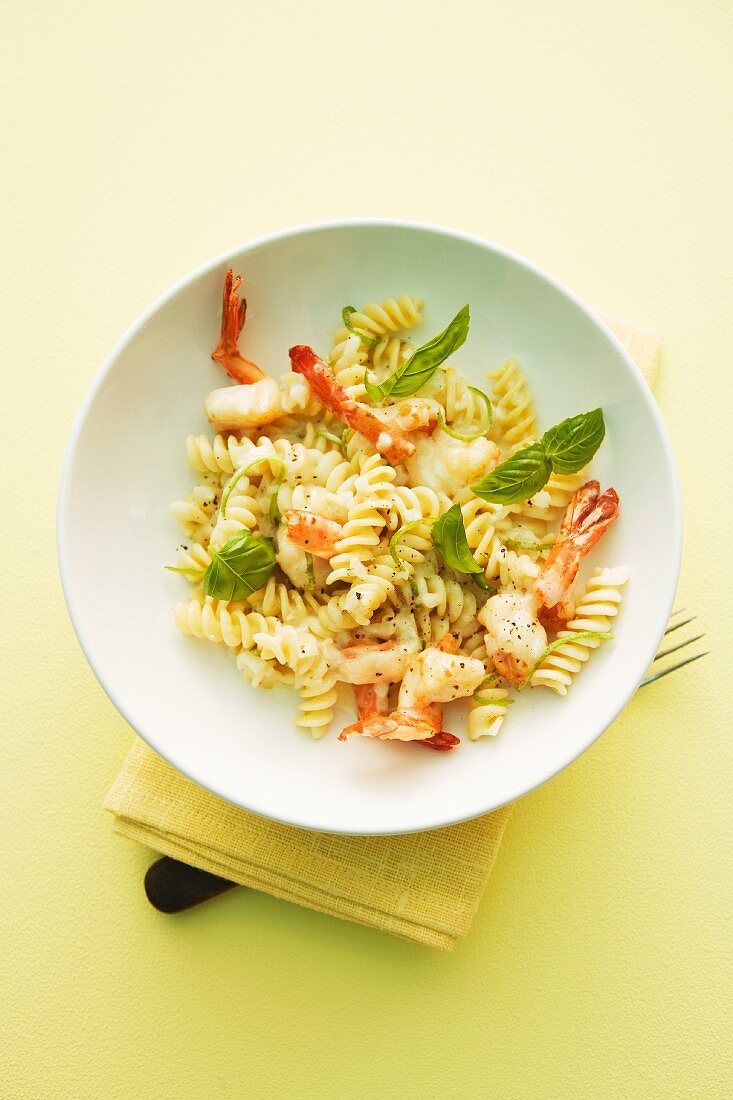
[541,408,605,474]
[203,529,275,601]
[342,306,378,348]
[471,409,605,504]
[471,442,552,505]
[364,304,470,403]
[431,503,490,589]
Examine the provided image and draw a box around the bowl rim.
[57,217,683,835]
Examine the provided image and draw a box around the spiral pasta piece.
[295,658,339,739]
[343,294,423,338]
[502,469,588,531]
[327,456,397,583]
[174,540,212,576]
[456,496,538,589]
[488,357,538,448]
[468,687,511,739]
[248,576,324,622]
[174,599,279,649]
[170,479,221,540]
[185,433,242,475]
[530,567,629,694]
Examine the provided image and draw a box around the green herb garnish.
[431,503,489,589]
[522,630,614,687]
[305,551,315,589]
[471,442,552,505]
[364,304,470,403]
[471,409,605,504]
[165,565,206,579]
[316,428,348,455]
[388,516,439,569]
[342,306,378,348]
[437,386,493,441]
[541,408,605,475]
[221,457,285,519]
[202,529,275,601]
[502,535,556,552]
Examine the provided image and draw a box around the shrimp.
[205,376,283,431]
[378,397,441,434]
[289,345,416,464]
[275,524,329,590]
[534,480,619,624]
[405,428,500,497]
[338,638,484,746]
[211,269,266,384]
[336,639,420,685]
[283,509,344,560]
[479,590,547,686]
[350,681,457,750]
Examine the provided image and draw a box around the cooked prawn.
[338,638,484,746]
[205,376,283,431]
[289,345,416,464]
[479,591,547,685]
[352,681,459,753]
[211,269,266,384]
[283,509,344,560]
[378,397,441,434]
[336,639,420,685]
[405,428,500,497]
[534,480,619,622]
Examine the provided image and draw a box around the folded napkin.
[105,316,662,951]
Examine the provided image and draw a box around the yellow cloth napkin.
[105,316,662,951]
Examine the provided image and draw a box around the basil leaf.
[203,529,275,601]
[342,305,377,348]
[471,443,552,504]
[541,408,605,474]
[431,503,489,587]
[364,304,470,402]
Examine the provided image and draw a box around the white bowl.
[58,220,681,835]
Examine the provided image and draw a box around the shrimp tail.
[212,269,266,384]
[535,480,619,611]
[416,730,461,752]
[339,702,443,744]
[289,345,415,464]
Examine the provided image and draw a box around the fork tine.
[641,650,709,687]
[653,633,705,663]
[670,607,685,617]
[664,615,696,636]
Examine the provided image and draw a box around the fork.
[143,609,708,914]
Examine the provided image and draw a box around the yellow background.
[3,1,731,1096]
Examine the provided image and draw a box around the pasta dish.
[169,272,627,750]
